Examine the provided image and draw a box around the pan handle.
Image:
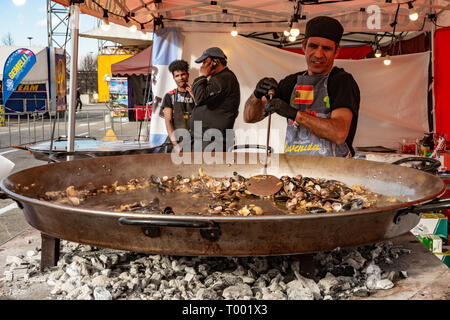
[229,144,274,154]
[393,197,450,224]
[408,197,450,213]
[0,190,8,200]
[0,189,23,209]
[118,217,221,241]
[392,157,441,174]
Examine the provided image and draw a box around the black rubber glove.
[253,77,278,99]
[264,98,298,121]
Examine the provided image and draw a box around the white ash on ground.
[1,240,410,300]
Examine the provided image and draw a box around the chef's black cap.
[305,16,343,44]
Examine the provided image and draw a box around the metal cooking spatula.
[246,93,282,197]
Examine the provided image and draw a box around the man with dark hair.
[190,47,240,152]
[162,59,195,153]
[244,16,360,157]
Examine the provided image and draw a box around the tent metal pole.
[67,4,80,156]
[430,22,436,133]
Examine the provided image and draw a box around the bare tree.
[79,53,97,72]
[78,53,98,94]
[1,32,14,46]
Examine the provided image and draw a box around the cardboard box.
[434,247,450,268]
[411,213,448,244]
[437,152,450,174]
[418,234,443,253]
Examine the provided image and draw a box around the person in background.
[244,16,360,157]
[190,47,240,152]
[162,59,195,153]
[76,88,82,112]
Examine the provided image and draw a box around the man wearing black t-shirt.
[190,47,240,152]
[162,60,195,153]
[244,16,360,157]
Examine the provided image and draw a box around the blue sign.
[2,48,36,105]
[0,81,47,114]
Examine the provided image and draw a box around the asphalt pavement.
[0,148,46,245]
[0,103,149,245]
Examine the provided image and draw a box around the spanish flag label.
[294,85,314,105]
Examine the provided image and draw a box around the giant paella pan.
[1,152,450,256]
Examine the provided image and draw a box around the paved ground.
[0,148,46,246]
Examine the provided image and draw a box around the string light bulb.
[231,22,238,37]
[383,55,392,66]
[129,24,137,32]
[101,9,110,31]
[289,17,300,37]
[140,24,148,38]
[375,49,382,58]
[101,20,110,31]
[290,26,300,37]
[409,12,419,21]
[408,2,419,21]
[124,15,137,32]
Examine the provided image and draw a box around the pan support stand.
[40,233,60,271]
[297,253,316,278]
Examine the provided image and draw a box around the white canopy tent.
[51,0,449,153]
[80,24,153,47]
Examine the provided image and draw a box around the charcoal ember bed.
[2,239,412,300]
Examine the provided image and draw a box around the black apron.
[163,89,194,153]
[284,72,350,157]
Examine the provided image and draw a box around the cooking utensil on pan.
[246,93,283,196]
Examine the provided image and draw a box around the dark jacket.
[190,67,240,134]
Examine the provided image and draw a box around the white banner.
[149,28,184,146]
[336,52,429,149]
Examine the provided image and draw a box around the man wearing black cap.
[190,47,240,152]
[244,16,360,158]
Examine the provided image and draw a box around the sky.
[0,0,100,62]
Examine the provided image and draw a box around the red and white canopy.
[53,0,449,33]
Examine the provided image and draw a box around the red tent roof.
[111,46,152,76]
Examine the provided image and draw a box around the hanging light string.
[382,3,401,65]
[387,4,401,53]
[90,0,155,30]
[88,0,445,35]
[162,17,289,25]
[89,0,293,32]
[384,0,422,21]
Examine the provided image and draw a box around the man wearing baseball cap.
[189,47,240,152]
[244,16,360,158]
